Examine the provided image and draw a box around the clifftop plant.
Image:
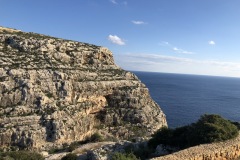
[148,114,239,150]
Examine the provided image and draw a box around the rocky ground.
[43,132,240,160]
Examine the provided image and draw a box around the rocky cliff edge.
[0,27,167,151]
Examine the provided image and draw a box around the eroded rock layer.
[0,27,167,150]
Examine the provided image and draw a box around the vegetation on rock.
[121,143,155,160]
[66,132,104,152]
[48,132,104,153]
[89,132,104,142]
[61,153,78,160]
[0,151,44,160]
[148,114,239,150]
[111,152,139,160]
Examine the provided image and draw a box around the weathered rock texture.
[152,132,240,160]
[0,27,167,151]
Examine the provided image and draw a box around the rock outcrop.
[0,27,167,151]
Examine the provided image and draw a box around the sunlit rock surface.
[0,27,167,150]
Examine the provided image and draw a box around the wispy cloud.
[108,35,125,45]
[208,40,215,45]
[110,0,128,6]
[159,41,170,46]
[132,20,146,25]
[109,0,117,4]
[124,53,193,64]
[202,60,240,68]
[115,53,191,72]
[131,53,240,67]
[173,47,195,54]
[115,53,240,77]
[159,41,195,54]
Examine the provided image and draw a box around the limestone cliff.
[0,27,167,151]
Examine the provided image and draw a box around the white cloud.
[208,40,215,45]
[108,35,125,45]
[159,41,171,46]
[114,53,240,77]
[160,41,170,46]
[173,47,195,54]
[109,0,117,4]
[132,20,146,25]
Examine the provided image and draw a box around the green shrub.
[189,114,238,145]
[67,142,79,152]
[121,143,154,160]
[148,127,173,148]
[132,144,155,160]
[148,114,239,150]
[111,152,139,160]
[61,153,78,160]
[89,132,104,142]
[48,147,65,154]
[0,151,44,160]
[231,121,240,130]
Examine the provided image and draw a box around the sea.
[132,71,240,128]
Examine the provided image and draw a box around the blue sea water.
[132,71,240,128]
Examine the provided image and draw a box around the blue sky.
[1,0,240,77]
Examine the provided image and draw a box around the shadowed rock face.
[0,27,167,151]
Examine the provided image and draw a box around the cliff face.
[0,27,167,151]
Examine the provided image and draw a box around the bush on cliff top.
[148,114,239,149]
